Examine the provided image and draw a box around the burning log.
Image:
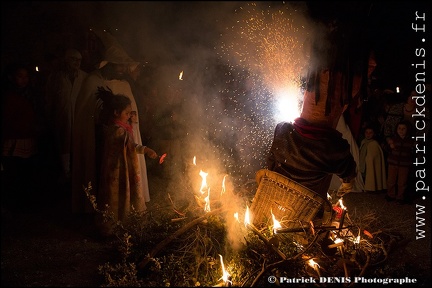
[138,207,224,270]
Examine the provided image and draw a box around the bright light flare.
[193,156,196,165]
[273,86,302,123]
[179,70,183,80]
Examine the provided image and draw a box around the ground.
[1,161,431,287]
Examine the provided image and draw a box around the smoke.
[3,1,320,183]
[81,2,322,251]
[3,1,322,251]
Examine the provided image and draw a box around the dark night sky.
[361,1,430,90]
[1,1,430,91]
[306,1,430,90]
[0,1,430,179]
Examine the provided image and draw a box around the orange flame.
[199,170,208,194]
[221,175,227,195]
[244,205,250,227]
[234,212,239,222]
[308,259,319,269]
[334,238,344,244]
[308,259,321,277]
[338,199,346,210]
[204,189,211,212]
[354,235,361,244]
[271,209,281,234]
[218,254,231,284]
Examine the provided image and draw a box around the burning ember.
[159,153,167,164]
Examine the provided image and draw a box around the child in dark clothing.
[384,120,415,204]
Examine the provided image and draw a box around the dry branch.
[138,207,223,270]
[247,223,287,260]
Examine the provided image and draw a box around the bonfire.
[84,157,401,287]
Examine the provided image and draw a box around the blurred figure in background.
[152,84,186,179]
[382,89,405,145]
[45,48,88,183]
[344,51,377,144]
[359,125,387,193]
[328,110,365,193]
[384,120,415,205]
[1,63,40,210]
[403,89,430,138]
[402,88,430,202]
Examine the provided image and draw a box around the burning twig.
[308,259,321,278]
[334,239,350,278]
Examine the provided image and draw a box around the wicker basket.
[250,169,332,231]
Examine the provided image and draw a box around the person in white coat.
[359,125,387,193]
[45,49,87,182]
